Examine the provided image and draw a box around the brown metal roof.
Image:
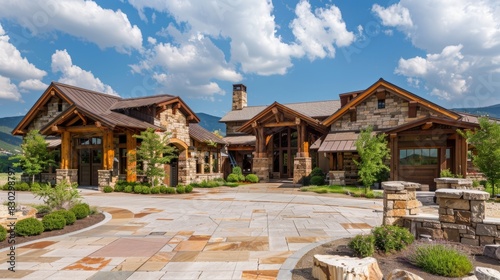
[223,134,256,146]
[110,94,176,110]
[189,123,226,145]
[318,132,359,152]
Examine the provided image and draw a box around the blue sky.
[0,0,499,118]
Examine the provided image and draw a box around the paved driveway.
[0,184,383,279]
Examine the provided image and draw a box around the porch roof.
[318,131,359,152]
[189,123,226,145]
[223,134,256,146]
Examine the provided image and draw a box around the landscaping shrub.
[310,175,325,186]
[176,185,186,194]
[409,244,473,277]
[227,173,239,182]
[133,185,143,193]
[33,204,52,217]
[0,226,6,242]
[114,184,125,192]
[238,174,245,182]
[150,186,161,194]
[185,185,193,193]
[124,185,133,193]
[246,174,259,183]
[372,225,414,253]
[32,180,81,210]
[232,166,243,175]
[365,192,375,199]
[310,167,325,178]
[159,185,167,193]
[15,182,30,191]
[224,182,239,187]
[70,203,90,219]
[141,186,151,194]
[348,234,375,257]
[165,187,176,194]
[52,209,76,225]
[103,186,113,193]
[42,213,66,231]
[30,182,42,192]
[15,217,44,236]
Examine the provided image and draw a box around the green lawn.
[0,173,20,186]
[300,185,383,198]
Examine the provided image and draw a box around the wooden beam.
[66,116,81,126]
[102,131,114,170]
[65,126,102,133]
[422,122,433,130]
[263,121,296,128]
[60,131,71,169]
[126,130,137,182]
[51,125,59,132]
[272,107,280,123]
[74,110,87,125]
[95,121,101,128]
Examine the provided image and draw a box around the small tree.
[133,128,177,187]
[9,129,54,184]
[354,126,390,193]
[459,117,500,197]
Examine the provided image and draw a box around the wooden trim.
[126,130,137,182]
[60,131,71,169]
[102,131,114,170]
[263,121,296,128]
[422,122,433,130]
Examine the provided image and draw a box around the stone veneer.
[383,181,500,246]
[382,181,422,226]
[293,157,311,184]
[434,177,484,190]
[159,105,190,144]
[56,169,78,185]
[253,157,269,182]
[98,170,112,191]
[331,92,438,131]
[27,96,70,131]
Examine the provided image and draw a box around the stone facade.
[382,181,422,226]
[253,157,269,182]
[434,177,484,190]
[331,92,438,131]
[232,84,247,110]
[56,169,78,185]
[293,157,311,184]
[159,105,190,144]
[225,121,246,135]
[27,96,70,131]
[98,170,112,190]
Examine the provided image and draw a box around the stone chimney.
[232,84,247,110]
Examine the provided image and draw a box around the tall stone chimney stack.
[232,84,247,110]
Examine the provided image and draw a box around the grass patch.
[300,185,383,198]
[408,244,473,277]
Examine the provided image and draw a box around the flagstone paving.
[0,183,383,279]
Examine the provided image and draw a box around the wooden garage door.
[398,148,439,191]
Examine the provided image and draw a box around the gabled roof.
[13,82,198,135]
[223,134,256,146]
[189,123,226,145]
[220,100,340,123]
[238,102,328,134]
[384,116,479,134]
[322,78,462,127]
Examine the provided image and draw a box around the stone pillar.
[435,189,490,246]
[56,169,78,185]
[434,177,478,190]
[179,157,196,185]
[293,157,311,184]
[98,170,112,191]
[382,181,421,226]
[253,157,269,182]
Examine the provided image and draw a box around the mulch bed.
[0,213,105,250]
[292,237,500,280]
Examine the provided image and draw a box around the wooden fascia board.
[12,84,74,135]
[322,80,461,127]
[384,116,479,134]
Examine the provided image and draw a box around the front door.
[79,148,102,186]
[170,158,178,187]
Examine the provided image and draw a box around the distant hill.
[453,104,500,119]
[0,116,23,154]
[196,113,225,136]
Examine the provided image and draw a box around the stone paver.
[0,183,383,279]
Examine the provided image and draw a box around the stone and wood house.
[12,82,226,188]
[220,79,482,190]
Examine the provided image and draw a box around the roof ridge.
[120,93,176,102]
[52,81,122,100]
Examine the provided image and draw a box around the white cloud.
[19,79,48,91]
[0,76,21,101]
[291,0,355,60]
[51,49,118,96]
[0,23,46,81]
[0,0,142,53]
[374,0,500,105]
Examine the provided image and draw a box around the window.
[377,99,385,109]
[58,99,63,112]
[399,148,438,165]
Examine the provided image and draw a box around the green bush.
[33,204,52,217]
[32,180,81,210]
[52,209,76,225]
[124,185,133,193]
[103,186,113,193]
[238,174,245,182]
[199,180,222,188]
[365,192,375,199]
[439,168,462,178]
[30,182,42,192]
[150,186,161,194]
[133,185,143,193]
[348,234,375,257]
[159,185,167,193]
[114,184,125,192]
[165,187,176,194]
[15,182,30,191]
[227,174,239,182]
[0,226,6,242]
[310,175,325,186]
[185,185,193,193]
[246,174,259,183]
[310,167,325,178]
[232,166,243,175]
[176,185,186,194]
[409,244,473,277]
[15,217,44,236]
[70,203,90,219]
[372,225,414,253]
[224,182,239,187]
[141,187,151,194]
[42,213,66,231]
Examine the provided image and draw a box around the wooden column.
[102,130,114,170]
[60,131,71,169]
[126,130,137,182]
[296,120,308,157]
[454,135,467,176]
[389,133,398,180]
[253,122,266,158]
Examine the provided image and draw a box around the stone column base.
[253,158,269,182]
[98,170,112,191]
[293,157,312,184]
[56,169,78,185]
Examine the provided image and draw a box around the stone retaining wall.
[434,177,483,190]
[383,181,500,245]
